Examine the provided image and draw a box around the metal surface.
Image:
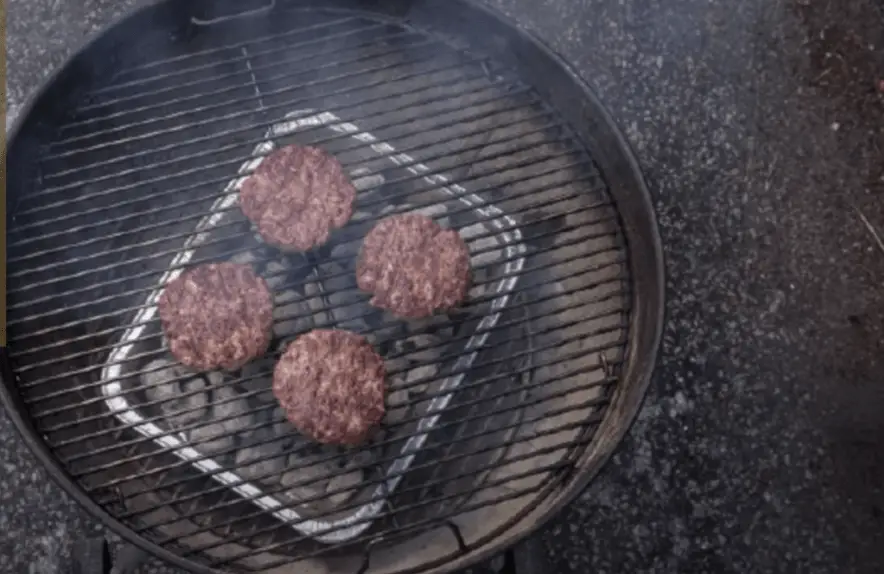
[100,108,528,544]
[3,1,664,573]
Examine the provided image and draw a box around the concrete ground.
[4,0,884,572]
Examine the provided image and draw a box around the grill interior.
[4,2,660,573]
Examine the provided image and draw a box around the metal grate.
[6,6,642,574]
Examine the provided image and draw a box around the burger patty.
[239,144,356,251]
[158,263,273,371]
[273,330,386,445]
[357,213,472,318]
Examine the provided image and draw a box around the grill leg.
[110,544,150,574]
[510,535,553,574]
[68,538,149,574]
[69,537,111,574]
[463,535,551,574]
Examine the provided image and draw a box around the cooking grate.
[3,2,662,573]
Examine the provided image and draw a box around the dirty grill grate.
[3,5,653,574]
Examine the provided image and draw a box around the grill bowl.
[2,1,664,573]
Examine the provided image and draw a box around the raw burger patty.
[158,263,273,371]
[239,144,356,251]
[273,330,386,445]
[357,213,471,318]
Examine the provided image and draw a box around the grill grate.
[3,4,660,574]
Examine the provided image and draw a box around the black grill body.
[2,1,665,573]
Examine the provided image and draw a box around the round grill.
[2,1,664,573]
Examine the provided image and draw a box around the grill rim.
[1,0,665,572]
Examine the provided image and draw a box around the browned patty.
[357,213,471,318]
[273,330,386,445]
[158,263,273,371]
[239,144,356,251]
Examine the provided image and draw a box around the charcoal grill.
[2,0,665,572]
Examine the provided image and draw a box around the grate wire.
[5,8,646,574]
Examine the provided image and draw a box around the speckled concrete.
[491,0,884,572]
[5,0,884,572]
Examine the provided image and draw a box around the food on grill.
[273,329,386,445]
[239,144,356,251]
[158,262,273,371]
[357,213,472,318]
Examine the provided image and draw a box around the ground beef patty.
[239,144,356,251]
[273,330,386,445]
[158,263,273,371]
[357,213,472,318]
